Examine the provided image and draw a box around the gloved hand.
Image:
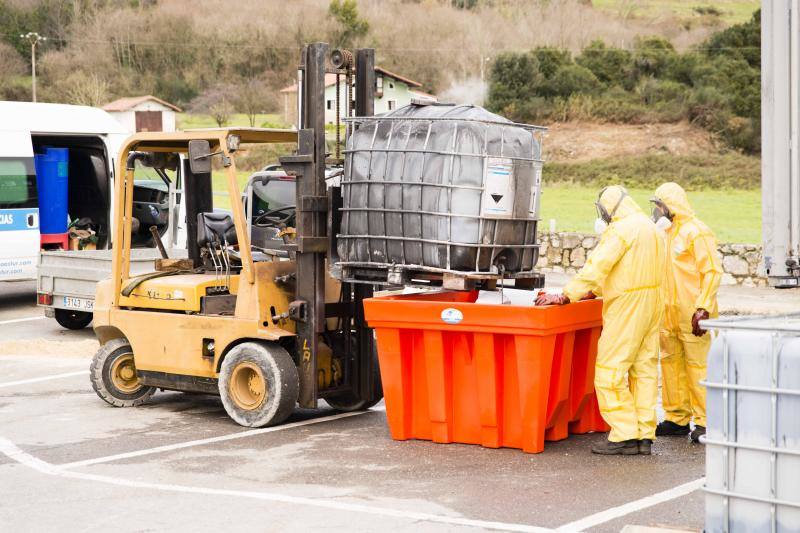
[580,291,597,301]
[535,292,570,306]
[692,308,710,337]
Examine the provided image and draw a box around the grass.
[591,0,759,24]
[210,170,253,210]
[544,153,761,191]
[176,113,288,130]
[539,184,760,243]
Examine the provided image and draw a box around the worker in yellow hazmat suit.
[651,182,722,444]
[536,186,663,456]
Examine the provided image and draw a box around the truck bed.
[38,248,188,309]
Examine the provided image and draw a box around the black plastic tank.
[337,103,545,277]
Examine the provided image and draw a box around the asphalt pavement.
[0,279,717,532]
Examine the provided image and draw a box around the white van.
[0,101,129,281]
[0,101,187,285]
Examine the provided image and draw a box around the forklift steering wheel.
[254,205,296,228]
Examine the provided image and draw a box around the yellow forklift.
[91,44,382,427]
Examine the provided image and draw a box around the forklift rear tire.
[54,309,93,330]
[90,338,156,407]
[218,342,299,428]
[325,349,383,412]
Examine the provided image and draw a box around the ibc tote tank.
[704,315,800,532]
[338,103,545,277]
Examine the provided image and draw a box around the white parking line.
[0,437,554,533]
[57,408,385,470]
[0,316,45,326]
[0,370,88,389]
[556,477,705,532]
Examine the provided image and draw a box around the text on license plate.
[62,296,93,311]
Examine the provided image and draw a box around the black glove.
[691,308,710,337]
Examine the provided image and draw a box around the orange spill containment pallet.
[364,290,610,453]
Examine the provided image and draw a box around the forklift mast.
[280,43,377,409]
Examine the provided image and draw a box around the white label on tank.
[440,307,463,324]
[529,164,542,215]
[482,158,515,218]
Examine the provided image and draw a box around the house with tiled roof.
[102,95,182,132]
[279,66,436,126]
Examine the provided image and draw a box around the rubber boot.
[638,439,653,455]
[656,420,690,436]
[690,425,706,443]
[591,439,639,455]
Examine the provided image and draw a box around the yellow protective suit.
[564,186,663,442]
[654,182,722,428]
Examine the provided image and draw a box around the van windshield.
[0,158,37,209]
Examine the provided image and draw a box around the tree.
[703,9,760,68]
[63,72,109,106]
[234,79,275,127]
[190,85,234,127]
[544,64,600,98]
[532,46,571,79]
[154,75,198,108]
[0,41,25,76]
[329,0,369,48]
[632,36,677,79]
[486,51,543,114]
[576,40,633,88]
[208,99,233,127]
[0,41,28,100]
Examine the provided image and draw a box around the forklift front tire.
[54,309,93,330]
[218,342,299,428]
[91,338,156,407]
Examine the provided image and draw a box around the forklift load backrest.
[197,212,237,247]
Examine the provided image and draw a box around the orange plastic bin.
[364,291,610,453]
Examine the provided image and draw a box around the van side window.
[0,158,37,209]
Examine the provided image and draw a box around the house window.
[388,100,397,111]
[326,100,333,110]
[389,82,394,89]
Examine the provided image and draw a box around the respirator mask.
[650,198,674,232]
[594,218,608,234]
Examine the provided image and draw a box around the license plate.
[62,296,94,311]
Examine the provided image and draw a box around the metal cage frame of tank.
[336,114,547,283]
[701,314,800,531]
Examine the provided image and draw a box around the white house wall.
[375,78,415,115]
[324,81,351,124]
[109,111,136,133]
[322,78,418,124]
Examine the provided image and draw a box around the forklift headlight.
[226,135,241,153]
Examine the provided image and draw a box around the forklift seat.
[197,212,238,247]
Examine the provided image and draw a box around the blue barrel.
[34,147,69,234]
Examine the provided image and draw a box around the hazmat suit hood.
[598,185,642,222]
[654,182,694,221]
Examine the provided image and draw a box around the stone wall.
[536,232,766,286]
